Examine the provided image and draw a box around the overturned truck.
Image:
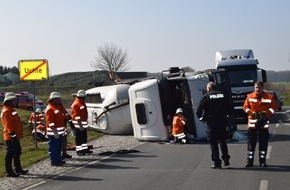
[129,67,236,142]
[85,84,133,135]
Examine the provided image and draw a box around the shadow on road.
[225,164,290,173]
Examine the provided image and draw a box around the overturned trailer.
[85,84,133,135]
[129,67,235,142]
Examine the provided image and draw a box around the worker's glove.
[68,120,75,130]
[251,112,257,118]
[260,111,267,118]
[52,128,59,139]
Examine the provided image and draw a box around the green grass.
[0,108,102,178]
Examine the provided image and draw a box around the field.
[266,82,290,106]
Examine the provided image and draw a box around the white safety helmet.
[36,108,42,113]
[76,90,86,98]
[48,92,61,101]
[3,92,16,103]
[176,108,183,114]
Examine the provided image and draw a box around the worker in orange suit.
[29,108,47,141]
[71,90,92,155]
[172,108,187,144]
[1,92,28,177]
[57,103,73,159]
[46,92,66,166]
[28,108,44,126]
[243,81,277,167]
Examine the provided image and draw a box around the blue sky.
[1,0,289,75]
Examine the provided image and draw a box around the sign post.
[18,59,49,148]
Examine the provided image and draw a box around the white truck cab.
[215,49,267,119]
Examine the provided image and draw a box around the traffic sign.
[18,59,49,81]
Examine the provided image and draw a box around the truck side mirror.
[261,69,267,83]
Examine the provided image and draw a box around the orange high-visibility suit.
[243,91,277,165]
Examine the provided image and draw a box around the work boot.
[245,161,254,167]
[62,153,72,159]
[6,158,20,177]
[51,162,64,167]
[224,160,230,167]
[7,172,19,177]
[85,150,93,154]
[260,162,268,167]
[15,168,29,175]
[210,164,222,169]
[77,151,86,156]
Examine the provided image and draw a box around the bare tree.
[91,43,130,84]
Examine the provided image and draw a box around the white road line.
[259,180,268,190]
[22,181,46,190]
[266,145,272,159]
[271,131,276,137]
[275,123,279,128]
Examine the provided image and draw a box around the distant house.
[0,72,20,86]
[5,72,20,84]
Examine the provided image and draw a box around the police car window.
[28,94,33,101]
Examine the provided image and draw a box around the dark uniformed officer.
[196,82,232,169]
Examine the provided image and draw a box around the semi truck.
[215,49,267,119]
[128,67,235,141]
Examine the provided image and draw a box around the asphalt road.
[26,109,290,190]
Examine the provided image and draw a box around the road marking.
[259,180,268,190]
[275,123,279,128]
[22,181,46,190]
[266,146,272,159]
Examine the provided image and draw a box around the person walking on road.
[45,92,66,166]
[1,92,28,177]
[243,81,277,167]
[71,90,92,155]
[196,82,232,169]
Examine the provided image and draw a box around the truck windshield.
[220,65,257,87]
[227,70,257,87]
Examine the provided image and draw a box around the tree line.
[0,66,19,75]
[266,70,290,82]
